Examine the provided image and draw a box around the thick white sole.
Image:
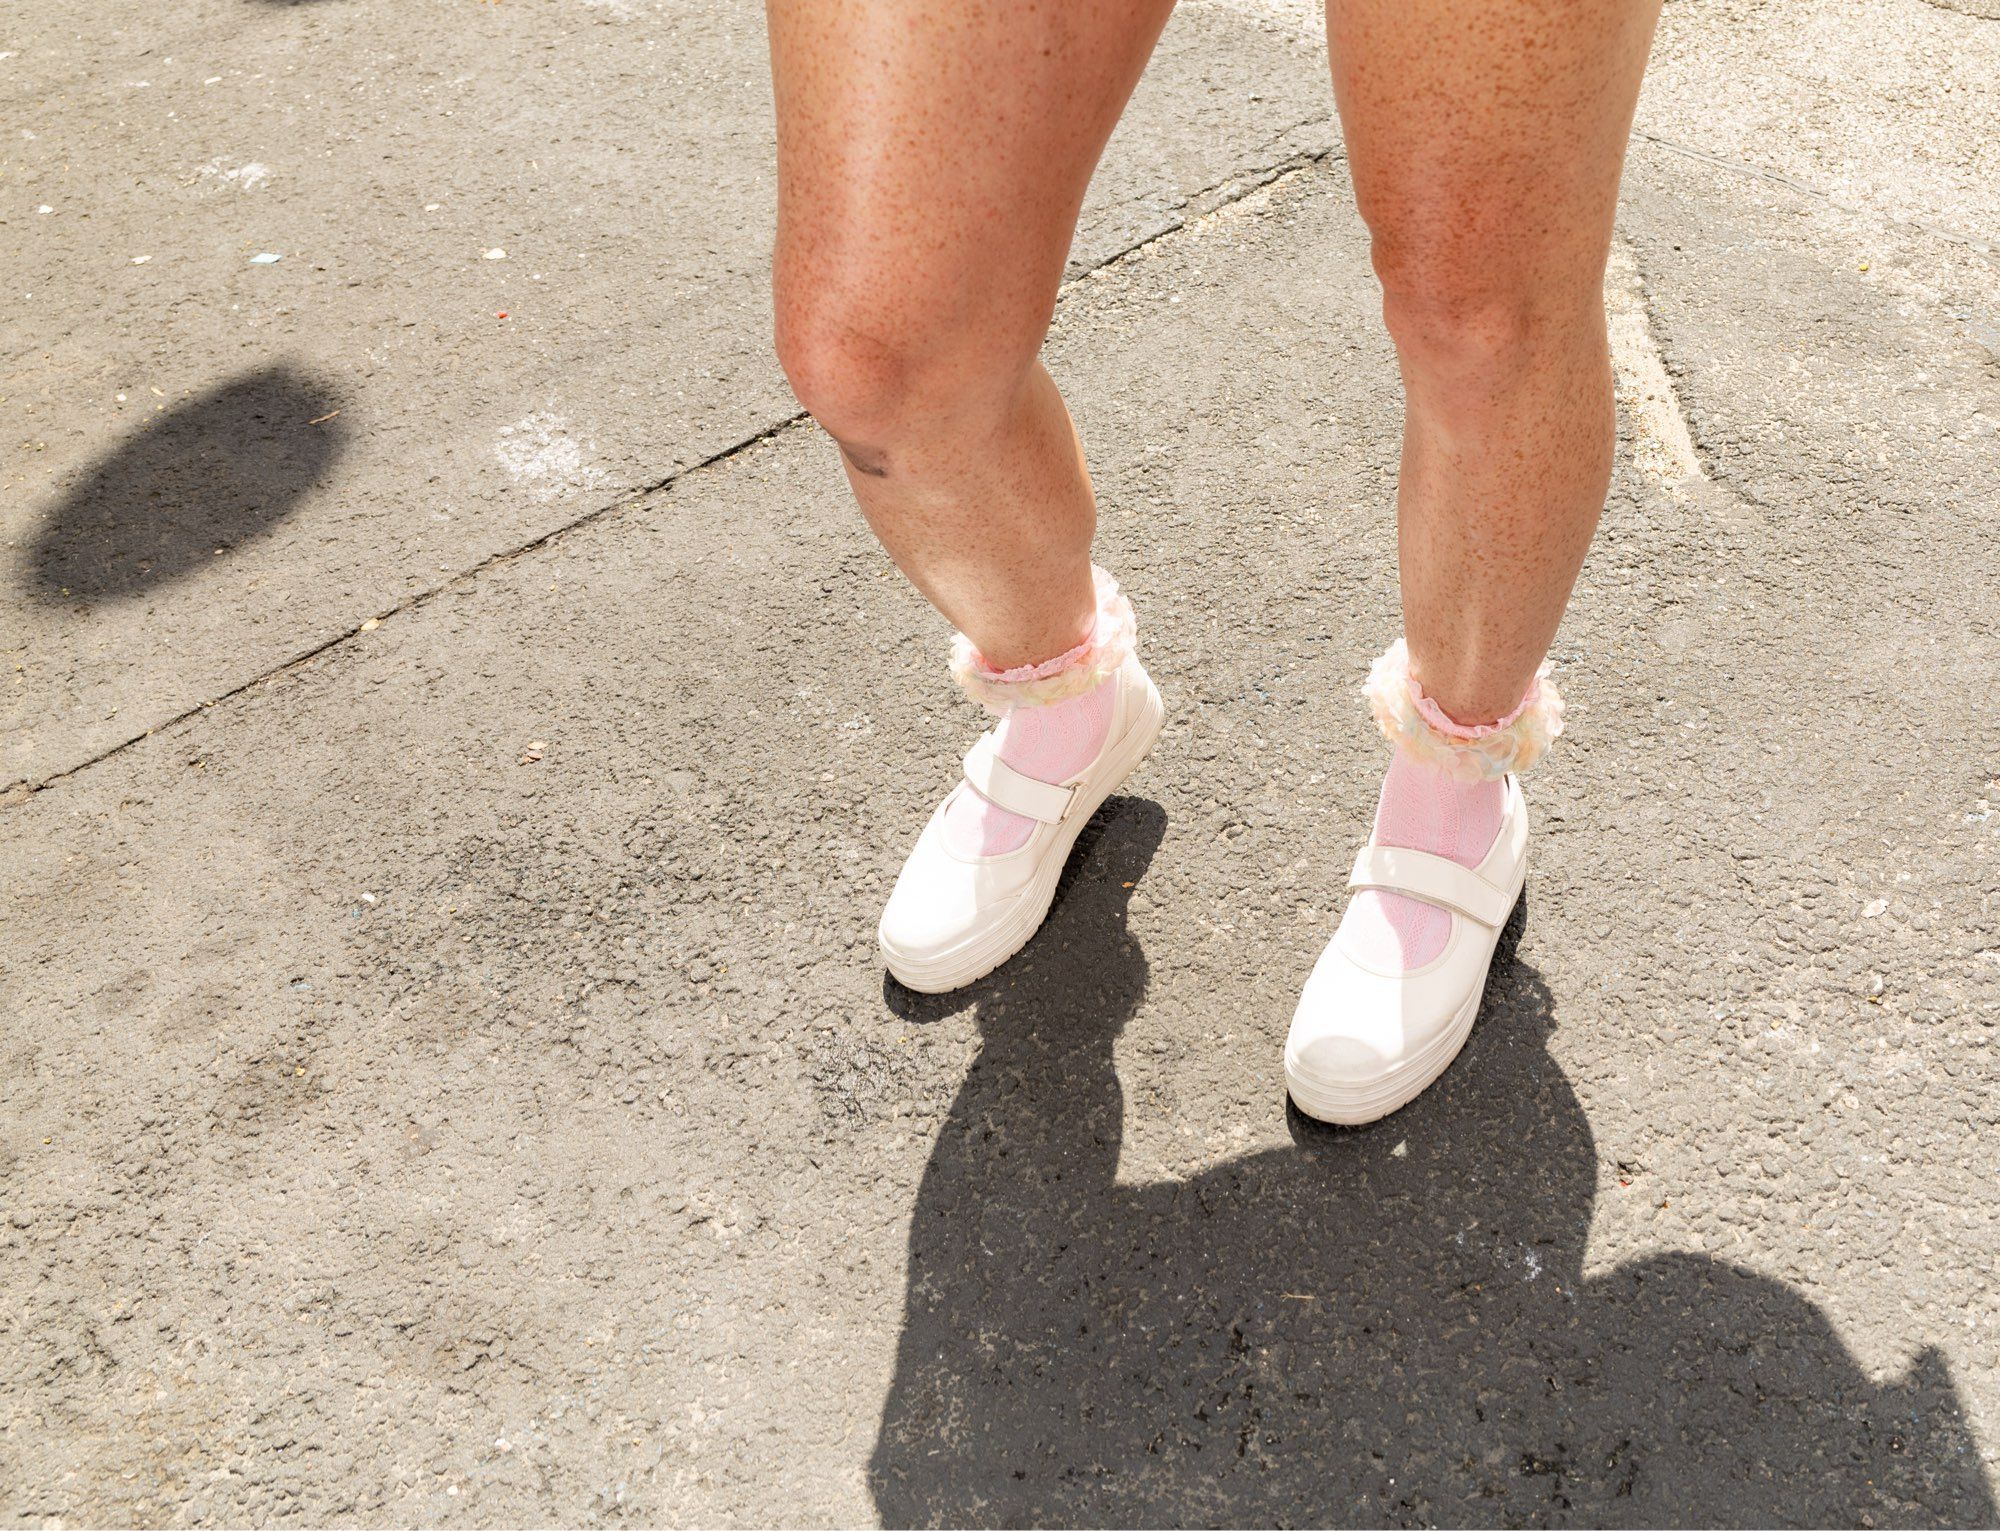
[1284,859,1526,1127]
[880,672,1166,994]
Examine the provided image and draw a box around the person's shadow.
[872,799,1995,1526]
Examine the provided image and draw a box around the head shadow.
[870,848,1996,1525]
[23,366,347,605]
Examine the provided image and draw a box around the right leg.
[769,0,1176,990]
[767,0,1174,670]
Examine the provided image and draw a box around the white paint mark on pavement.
[494,412,608,502]
[196,158,271,191]
[1605,239,1707,492]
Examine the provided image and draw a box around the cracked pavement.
[3,0,1998,1523]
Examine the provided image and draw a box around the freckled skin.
[1328,0,1662,720]
[768,0,1174,669]
[767,0,1661,709]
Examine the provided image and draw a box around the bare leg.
[1326,0,1663,722]
[768,0,1175,669]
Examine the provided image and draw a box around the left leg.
[1329,0,1662,722]
[1287,0,1660,1126]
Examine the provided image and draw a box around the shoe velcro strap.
[1347,845,1514,928]
[962,733,1077,825]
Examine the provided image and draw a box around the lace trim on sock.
[1364,637,1565,781]
[948,564,1136,714]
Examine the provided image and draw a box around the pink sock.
[940,676,1116,857]
[1337,749,1504,971]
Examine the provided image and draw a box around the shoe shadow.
[22,365,348,605]
[869,847,1996,1525]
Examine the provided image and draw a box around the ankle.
[937,567,1136,859]
[1373,750,1504,866]
[949,565,1136,714]
[1364,637,1564,782]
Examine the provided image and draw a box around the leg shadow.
[871,880,1996,1526]
[22,365,347,604]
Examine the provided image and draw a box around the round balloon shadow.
[24,367,348,604]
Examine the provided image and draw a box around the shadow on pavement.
[23,366,347,604]
[871,799,1996,1525]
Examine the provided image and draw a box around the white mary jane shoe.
[1285,773,1529,1126]
[878,652,1166,994]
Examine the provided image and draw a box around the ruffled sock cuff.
[949,564,1136,714]
[1364,637,1565,781]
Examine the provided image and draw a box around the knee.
[773,270,1036,468]
[771,285,917,453]
[1370,228,1600,390]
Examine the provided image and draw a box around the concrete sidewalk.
[4,0,1998,1523]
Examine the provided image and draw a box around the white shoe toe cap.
[1282,935,1485,1119]
[878,877,1020,964]
[877,813,1036,968]
[1284,1030,1393,1088]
